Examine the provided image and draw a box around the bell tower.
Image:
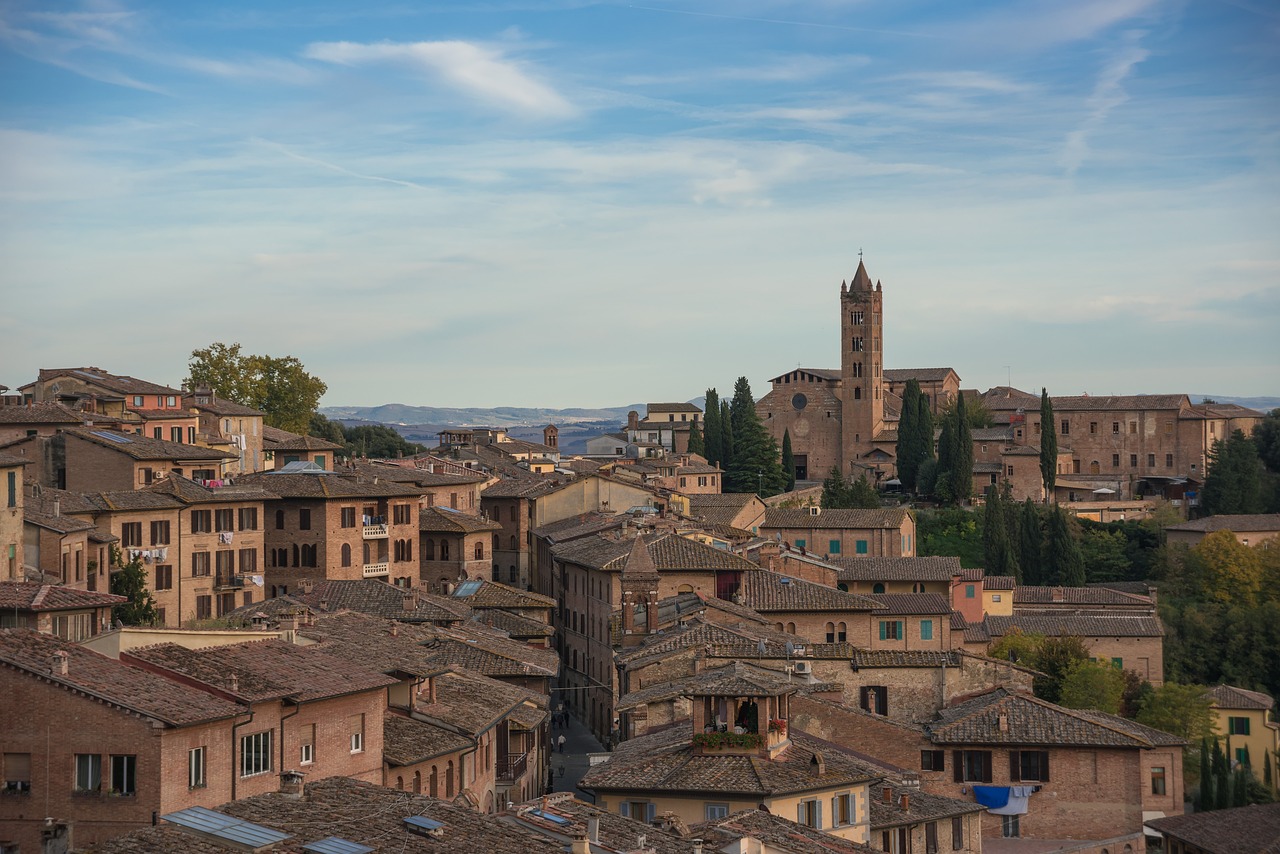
[839,258,885,473]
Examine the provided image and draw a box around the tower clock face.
[792,393,808,411]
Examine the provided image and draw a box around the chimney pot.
[50,650,69,676]
[998,712,1009,732]
[899,793,910,811]
[882,786,893,804]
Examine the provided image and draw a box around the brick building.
[1165,513,1280,548]
[964,614,1165,685]
[184,388,266,474]
[21,367,200,445]
[0,582,124,640]
[419,505,502,589]
[760,507,916,560]
[261,426,343,470]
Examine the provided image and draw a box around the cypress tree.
[1044,506,1085,586]
[704,389,722,467]
[917,392,935,472]
[951,392,974,502]
[719,400,734,483]
[935,415,956,503]
[897,379,922,490]
[1040,388,1058,502]
[687,420,705,456]
[1018,498,1041,585]
[983,485,1018,577]
[1264,751,1273,793]
[1200,737,1214,811]
[781,429,796,491]
[729,376,755,439]
[726,378,786,497]
[822,466,851,508]
[1214,738,1230,810]
[1233,767,1250,807]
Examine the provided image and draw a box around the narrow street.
[548,707,607,801]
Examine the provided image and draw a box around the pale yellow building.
[1208,684,1279,780]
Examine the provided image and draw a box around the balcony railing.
[215,572,244,590]
[362,524,389,539]
[362,563,389,578]
[496,751,528,783]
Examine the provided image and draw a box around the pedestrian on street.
[557,734,566,753]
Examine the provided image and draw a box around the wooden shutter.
[1040,751,1050,782]
[860,687,871,711]
[953,751,963,783]
[982,751,993,783]
[1009,750,1021,782]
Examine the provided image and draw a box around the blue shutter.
[646,803,656,824]
[815,800,823,829]
[620,802,630,817]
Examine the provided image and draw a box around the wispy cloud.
[891,71,1032,94]
[255,139,431,190]
[303,40,576,118]
[956,0,1162,49]
[1061,32,1151,176]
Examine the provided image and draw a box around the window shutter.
[620,802,630,817]
[983,752,993,783]
[798,803,805,824]
[878,687,889,716]
[879,622,886,641]
[860,687,870,711]
[646,803,656,824]
[1041,751,1050,782]
[1009,751,1021,782]
[815,800,823,830]
[953,751,963,783]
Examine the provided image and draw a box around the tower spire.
[850,258,873,291]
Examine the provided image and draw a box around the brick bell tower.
[839,259,885,474]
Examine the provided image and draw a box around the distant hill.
[1192,395,1280,412]
[319,403,649,428]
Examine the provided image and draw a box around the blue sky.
[1,0,1277,409]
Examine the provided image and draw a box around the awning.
[1092,487,1116,494]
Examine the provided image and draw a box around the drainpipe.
[231,703,254,801]
[279,697,302,778]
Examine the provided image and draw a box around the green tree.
[780,429,795,492]
[987,627,1043,665]
[982,484,1018,577]
[1193,530,1264,605]
[1214,738,1231,809]
[1018,499,1042,585]
[719,400,734,476]
[1202,430,1264,516]
[704,389,722,467]
[687,420,705,457]
[917,458,939,498]
[934,415,956,504]
[896,379,923,490]
[1200,737,1215,811]
[821,466,851,508]
[726,382,786,496]
[109,546,158,626]
[1265,751,1273,793]
[1031,636,1092,704]
[1059,661,1126,714]
[309,412,347,445]
[187,343,328,434]
[1040,388,1058,501]
[1136,682,1217,744]
[951,392,974,502]
[341,424,426,458]
[1044,505,1086,586]
[847,474,880,509]
[1254,409,1280,473]
[916,392,935,482]
[917,507,985,567]
[1079,527,1131,583]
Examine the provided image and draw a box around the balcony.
[215,572,244,590]
[496,751,528,784]
[363,524,389,539]
[362,562,389,578]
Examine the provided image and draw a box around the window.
[952,816,964,850]
[154,564,173,590]
[829,539,841,555]
[350,714,365,753]
[238,549,257,574]
[620,801,654,823]
[238,507,258,531]
[1130,454,1138,467]
[851,362,863,377]
[240,731,272,777]
[851,310,864,324]
[133,395,144,407]
[301,544,317,567]
[150,520,170,545]
[4,753,31,793]
[121,523,142,547]
[341,543,352,567]
[7,471,16,508]
[1089,421,1098,434]
[1151,766,1166,796]
[301,724,315,765]
[1060,420,1069,435]
[299,508,311,530]
[191,510,212,533]
[1001,814,1020,838]
[75,754,101,792]
[872,582,886,594]
[393,504,412,525]
[920,619,934,641]
[1112,421,1120,434]
[954,750,992,782]
[1111,657,1123,669]
[1011,750,1050,782]
[921,750,945,771]
[836,621,847,642]
[879,620,903,641]
[965,584,975,599]
[856,539,868,555]
[1166,453,1174,468]
[926,821,939,854]
[826,621,836,643]
[189,747,206,788]
[795,538,806,550]
[704,803,729,820]
[275,509,285,530]
[833,792,853,826]
[188,551,210,577]
[110,755,136,795]
[1228,716,1251,735]
[1130,421,1138,434]
[797,798,821,828]
[1112,453,1121,467]
[851,337,864,352]
[474,542,484,560]
[216,549,235,578]
[341,507,356,528]
[859,686,889,716]
[196,595,212,620]
[1147,454,1155,467]
[1237,747,1250,765]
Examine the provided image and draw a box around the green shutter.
[829,540,841,554]
[856,539,868,554]
[879,621,886,641]
[920,619,933,641]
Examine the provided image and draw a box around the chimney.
[899,793,910,812]
[627,410,640,431]
[426,676,438,705]
[570,833,590,854]
[390,622,399,637]
[692,841,704,854]
[997,712,1009,732]
[229,673,239,693]
[50,650,69,676]
[882,786,893,804]
[1051,586,1064,603]
[588,817,600,843]
[403,594,414,611]
[279,770,304,799]
[300,578,313,595]
[52,498,60,517]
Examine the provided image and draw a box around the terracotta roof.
[93,776,563,854]
[695,809,879,853]
[768,367,842,383]
[617,618,804,671]
[37,367,181,396]
[0,582,125,611]
[237,470,423,499]
[553,531,760,573]
[184,394,264,417]
[143,473,278,504]
[864,592,953,616]
[530,512,625,542]
[260,426,343,451]
[832,555,963,582]
[351,460,487,487]
[582,727,879,797]
[423,634,560,679]
[617,661,800,711]
[0,628,243,726]
[509,793,696,854]
[984,575,1017,590]
[852,650,961,668]
[23,508,96,533]
[419,505,501,534]
[1013,584,1153,607]
[0,451,28,467]
[762,508,909,530]
[82,490,184,512]
[1051,394,1191,412]
[223,581,472,625]
[127,407,197,419]
[384,711,474,766]
[412,667,548,737]
[124,638,398,703]
[64,427,234,461]
[883,368,958,383]
[1207,684,1275,711]
[1166,514,1280,533]
[928,687,1184,748]
[0,402,99,425]
[688,493,762,526]
[453,579,554,609]
[481,475,568,498]
[984,614,1164,638]
[1145,801,1280,853]
[647,402,703,413]
[472,608,555,638]
[869,783,985,830]
[739,570,884,613]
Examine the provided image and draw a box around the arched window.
[493,534,500,552]
[854,386,862,400]
[492,565,501,581]
[363,541,370,564]
[509,535,517,550]
[508,566,518,584]
[292,544,300,567]
[275,509,285,529]
[424,538,436,560]
[677,584,694,594]
[912,582,926,593]
[873,582,886,594]
[837,621,847,642]
[837,582,849,592]
[341,543,351,567]
[396,776,403,790]
[786,622,796,633]
[429,765,438,797]
[475,542,484,560]
[405,539,412,561]
[440,540,450,561]
[303,544,317,567]
[445,761,454,797]
[777,622,785,631]
[1090,460,1100,474]
[413,771,421,793]
[825,622,836,643]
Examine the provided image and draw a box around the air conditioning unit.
[793,661,812,675]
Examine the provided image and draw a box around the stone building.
[760,507,916,560]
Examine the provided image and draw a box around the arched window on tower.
[854,387,862,400]
[341,543,351,567]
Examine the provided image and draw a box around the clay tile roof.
[83,490,184,512]
[143,473,277,504]
[236,470,423,499]
[1051,394,1191,412]
[531,512,625,541]
[383,711,473,765]
[422,635,559,679]
[983,575,1017,590]
[265,580,470,624]
[23,508,96,533]
[412,667,548,736]
[582,727,879,797]
[260,426,344,451]
[1166,514,1280,533]
[864,592,954,615]
[852,650,961,668]
[481,476,567,498]
[0,582,126,611]
[0,628,243,726]
[472,608,555,638]
[739,571,884,613]
[183,395,264,417]
[928,687,1184,748]
[616,619,804,670]
[883,368,958,383]
[93,776,563,854]
[1013,585,1152,606]
[1145,801,1280,853]
[124,638,397,703]
[617,661,800,710]
[762,508,909,530]
[1207,684,1275,711]
[647,402,703,412]
[0,451,29,467]
[553,531,759,573]
[984,614,1164,638]
[419,506,502,534]
[694,808,880,853]
[65,427,235,461]
[0,402,97,425]
[869,784,985,829]
[453,580,554,609]
[39,367,182,396]
[832,556,963,582]
[511,795,696,854]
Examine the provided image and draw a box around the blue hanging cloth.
[972,785,1011,809]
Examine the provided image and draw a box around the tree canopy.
[1039,388,1057,500]
[725,378,786,496]
[821,467,881,509]
[187,342,327,434]
[1202,430,1264,516]
[109,546,158,626]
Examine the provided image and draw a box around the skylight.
[162,806,292,848]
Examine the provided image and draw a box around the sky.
[1,0,1277,410]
